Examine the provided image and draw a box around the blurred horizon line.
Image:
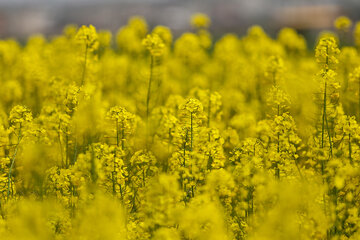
[0,0,358,43]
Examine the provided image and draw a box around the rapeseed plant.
[2,12,360,240]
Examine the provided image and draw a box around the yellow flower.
[315,36,340,69]
[191,13,211,29]
[354,21,360,48]
[75,25,99,52]
[142,33,165,57]
[277,27,306,53]
[349,66,360,83]
[334,16,352,32]
[152,25,173,47]
[9,105,32,125]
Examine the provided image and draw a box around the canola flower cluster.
[1,14,360,239]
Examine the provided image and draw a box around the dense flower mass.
[2,13,360,240]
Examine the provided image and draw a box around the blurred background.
[0,0,359,43]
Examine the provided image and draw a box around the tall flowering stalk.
[7,105,32,200]
[142,34,165,148]
[315,37,340,161]
[107,106,135,151]
[107,106,135,197]
[75,25,99,86]
[264,55,300,180]
[142,33,165,122]
[178,98,205,199]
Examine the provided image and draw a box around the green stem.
[325,112,333,156]
[121,122,125,151]
[145,56,154,149]
[190,112,193,152]
[65,126,69,168]
[58,123,64,167]
[119,184,123,201]
[142,167,146,187]
[320,80,327,176]
[207,93,211,128]
[349,121,352,163]
[7,127,22,200]
[321,81,326,150]
[72,138,78,165]
[112,171,116,196]
[146,55,154,122]
[112,145,117,196]
[81,43,88,86]
[116,119,119,147]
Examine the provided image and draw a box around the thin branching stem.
[349,121,352,163]
[190,112,193,152]
[7,127,22,200]
[146,55,154,122]
[81,43,88,86]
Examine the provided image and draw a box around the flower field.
[1,14,360,239]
